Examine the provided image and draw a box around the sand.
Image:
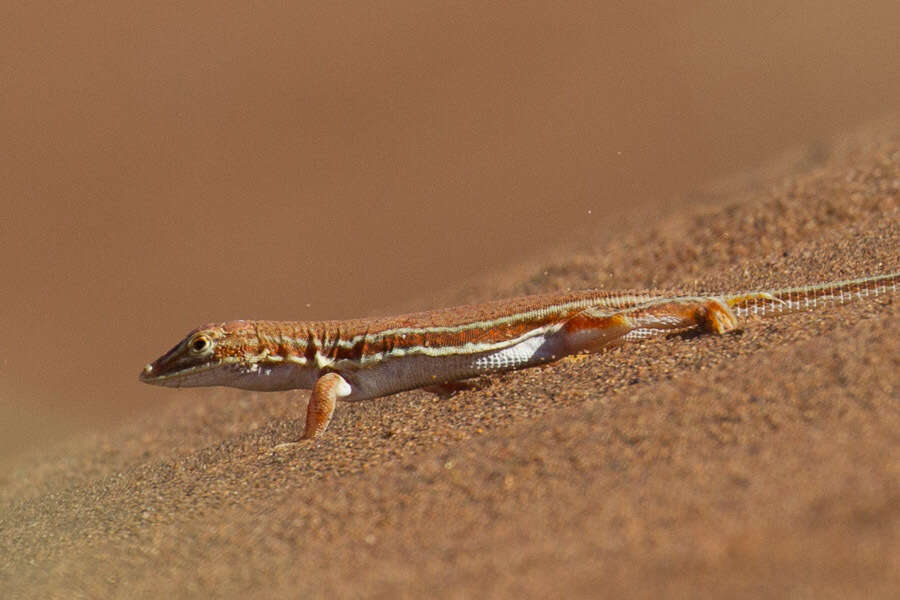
[2,117,899,598]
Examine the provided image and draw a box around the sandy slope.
[2,117,898,598]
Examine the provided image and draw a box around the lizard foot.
[701,298,739,334]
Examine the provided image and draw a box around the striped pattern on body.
[140,272,899,441]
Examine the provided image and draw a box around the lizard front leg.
[272,372,353,450]
[302,372,353,439]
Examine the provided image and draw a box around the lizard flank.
[140,273,899,440]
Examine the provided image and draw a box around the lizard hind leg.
[560,311,634,354]
[699,297,739,334]
[573,296,740,351]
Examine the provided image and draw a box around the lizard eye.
[190,335,211,354]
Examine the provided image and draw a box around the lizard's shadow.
[670,328,745,341]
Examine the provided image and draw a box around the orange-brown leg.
[561,311,633,354]
[301,372,352,439]
[273,372,352,450]
[622,297,739,336]
[697,297,739,334]
[564,297,739,356]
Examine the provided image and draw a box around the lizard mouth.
[139,363,177,385]
[138,362,186,387]
[138,359,226,388]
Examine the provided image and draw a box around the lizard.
[140,273,898,441]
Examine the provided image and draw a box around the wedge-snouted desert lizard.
[140,273,898,441]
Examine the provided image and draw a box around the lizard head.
[139,324,229,387]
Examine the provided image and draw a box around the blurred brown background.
[1,1,898,461]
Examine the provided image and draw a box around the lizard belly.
[222,362,319,391]
[471,332,562,370]
[340,331,564,401]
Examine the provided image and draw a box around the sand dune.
[2,117,898,598]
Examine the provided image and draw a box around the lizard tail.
[722,272,899,319]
